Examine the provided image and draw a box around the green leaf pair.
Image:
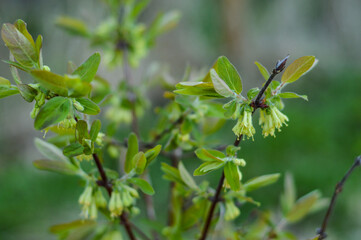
[175,56,242,99]
[125,132,162,174]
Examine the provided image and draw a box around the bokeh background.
[1,0,361,239]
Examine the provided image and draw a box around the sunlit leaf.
[35,138,69,162]
[31,70,68,96]
[254,61,270,80]
[210,69,234,98]
[278,92,308,101]
[281,56,316,83]
[33,159,78,175]
[72,53,101,83]
[132,152,147,175]
[75,98,100,115]
[89,119,101,142]
[224,162,241,191]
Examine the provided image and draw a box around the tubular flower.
[259,106,289,137]
[109,191,123,217]
[79,186,98,219]
[232,110,255,140]
[225,200,241,221]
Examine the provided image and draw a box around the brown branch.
[317,155,361,239]
[92,154,137,240]
[199,56,288,240]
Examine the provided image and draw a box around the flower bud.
[109,191,123,217]
[94,189,107,208]
[79,186,93,206]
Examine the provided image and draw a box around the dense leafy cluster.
[0,1,328,240]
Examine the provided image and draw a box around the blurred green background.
[1,0,361,239]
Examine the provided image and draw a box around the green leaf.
[195,148,225,162]
[35,138,69,162]
[33,159,78,175]
[286,190,320,223]
[63,142,84,157]
[1,23,38,68]
[75,98,100,115]
[50,219,95,234]
[224,162,241,191]
[178,162,198,190]
[132,152,147,175]
[174,81,223,98]
[161,162,183,184]
[281,172,296,215]
[147,11,180,44]
[76,120,89,143]
[89,119,101,142]
[247,88,260,100]
[278,92,308,101]
[144,145,162,166]
[14,20,35,48]
[193,161,225,176]
[210,69,234,98]
[128,178,155,195]
[0,85,19,99]
[18,84,37,102]
[223,100,238,118]
[65,75,91,97]
[0,77,11,85]
[209,56,243,94]
[125,133,138,173]
[244,173,280,192]
[55,16,89,37]
[281,56,316,83]
[34,97,72,130]
[31,70,68,96]
[72,53,101,83]
[254,61,270,80]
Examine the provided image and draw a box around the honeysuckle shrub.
[0,0,330,240]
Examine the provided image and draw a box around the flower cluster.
[78,186,107,219]
[232,110,255,140]
[232,104,289,139]
[108,186,139,218]
[259,106,289,137]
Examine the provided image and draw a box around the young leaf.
[161,162,183,184]
[0,85,19,99]
[128,178,155,195]
[63,142,84,157]
[35,138,69,162]
[223,100,237,118]
[178,162,198,190]
[72,53,101,83]
[278,92,308,101]
[174,82,223,98]
[14,20,35,48]
[50,219,96,234]
[132,152,147,175]
[254,61,270,80]
[1,23,38,68]
[281,56,316,83]
[144,144,162,166]
[210,69,234,98]
[125,132,139,173]
[18,84,37,102]
[34,97,72,130]
[244,173,280,192]
[193,161,225,176]
[33,159,78,175]
[247,88,260,100]
[76,120,89,142]
[224,162,241,191]
[195,148,225,162]
[89,119,101,142]
[286,190,320,223]
[55,16,89,37]
[75,98,100,115]
[212,56,242,94]
[31,70,68,96]
[0,77,11,86]
[281,172,296,215]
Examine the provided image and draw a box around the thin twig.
[199,56,288,240]
[317,155,361,239]
[92,154,137,240]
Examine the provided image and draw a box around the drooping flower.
[259,106,289,137]
[232,110,255,140]
[225,200,241,221]
[109,191,123,217]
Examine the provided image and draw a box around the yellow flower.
[259,106,289,137]
[232,110,255,140]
